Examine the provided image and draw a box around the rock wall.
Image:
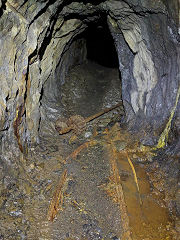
[0,0,179,157]
[107,1,179,135]
[40,35,87,136]
[162,0,179,29]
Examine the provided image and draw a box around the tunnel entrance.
[60,18,122,122]
[85,20,119,68]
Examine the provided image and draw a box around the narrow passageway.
[0,3,179,239]
[39,17,123,136]
[16,22,177,239]
[35,17,178,237]
[60,18,122,119]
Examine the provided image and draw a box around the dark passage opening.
[85,20,119,68]
[40,16,123,136]
[61,17,122,119]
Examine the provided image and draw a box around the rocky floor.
[61,60,122,118]
[0,61,179,239]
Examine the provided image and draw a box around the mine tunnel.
[58,18,122,117]
[40,16,123,134]
[84,19,119,68]
[0,1,180,239]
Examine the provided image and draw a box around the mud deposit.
[0,123,179,239]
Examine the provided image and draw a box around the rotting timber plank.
[106,141,132,240]
[47,169,68,222]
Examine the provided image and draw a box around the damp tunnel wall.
[40,30,88,135]
[0,0,179,158]
[107,9,180,141]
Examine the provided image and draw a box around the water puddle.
[117,153,173,240]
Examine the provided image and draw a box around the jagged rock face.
[107,3,179,129]
[0,0,179,155]
[163,0,179,29]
